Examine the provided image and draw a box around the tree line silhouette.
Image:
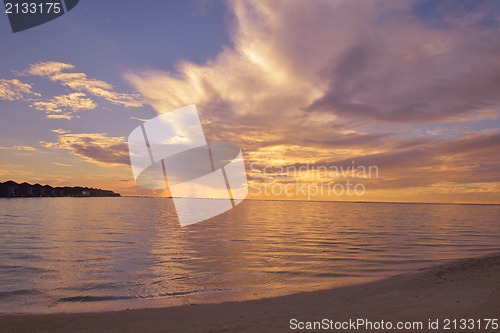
[0,180,120,197]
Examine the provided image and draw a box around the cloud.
[26,61,143,108]
[119,1,500,202]
[52,162,72,167]
[24,61,74,77]
[42,131,129,166]
[0,145,37,151]
[31,92,96,120]
[45,113,75,120]
[295,131,500,190]
[305,30,500,122]
[52,128,70,135]
[0,79,38,101]
[293,1,500,123]
[127,0,500,126]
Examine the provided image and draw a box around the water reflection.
[0,198,499,313]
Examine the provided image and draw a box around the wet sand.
[1,254,499,332]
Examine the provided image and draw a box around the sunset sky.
[0,0,499,203]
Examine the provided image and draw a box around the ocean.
[0,198,499,314]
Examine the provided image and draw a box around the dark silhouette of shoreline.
[0,180,120,198]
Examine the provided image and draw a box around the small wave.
[266,270,304,276]
[57,295,134,303]
[57,282,120,292]
[0,289,42,300]
[170,276,193,281]
[0,264,54,273]
[156,290,198,297]
[170,257,188,261]
[314,272,362,278]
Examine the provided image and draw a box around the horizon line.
[120,196,500,206]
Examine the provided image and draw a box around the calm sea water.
[0,198,499,314]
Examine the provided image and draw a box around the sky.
[0,0,499,204]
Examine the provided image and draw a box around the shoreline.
[0,253,499,332]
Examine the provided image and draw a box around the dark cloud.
[44,132,130,166]
[69,141,130,165]
[306,2,500,122]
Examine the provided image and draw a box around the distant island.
[0,180,120,198]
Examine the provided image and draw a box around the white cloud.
[25,61,74,77]
[26,61,143,108]
[0,79,38,101]
[46,113,75,120]
[31,92,96,119]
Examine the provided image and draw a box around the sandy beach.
[0,254,499,333]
